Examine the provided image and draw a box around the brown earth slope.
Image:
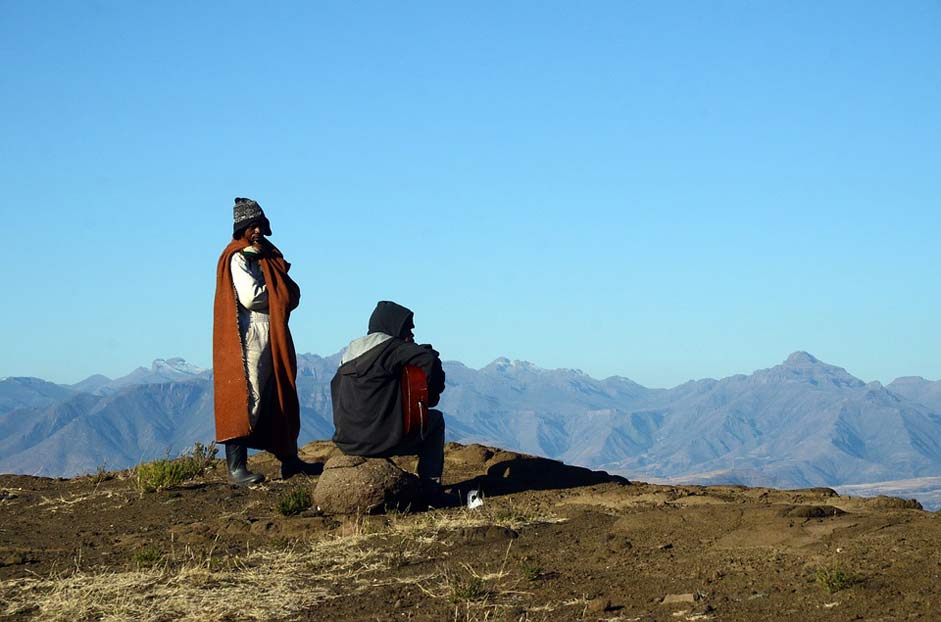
[1,441,939,621]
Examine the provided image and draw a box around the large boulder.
[313,455,421,514]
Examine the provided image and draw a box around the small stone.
[661,593,698,605]
[658,542,674,550]
[605,533,633,551]
[1,552,35,567]
[455,525,519,545]
[249,520,277,535]
[585,598,612,613]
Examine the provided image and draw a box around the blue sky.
[2,1,939,388]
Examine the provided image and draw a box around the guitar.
[401,364,429,436]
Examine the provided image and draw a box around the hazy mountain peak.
[70,374,113,394]
[887,376,941,413]
[151,358,205,375]
[483,357,516,373]
[1,376,49,386]
[481,358,587,377]
[752,351,864,389]
[891,376,929,384]
[784,351,820,366]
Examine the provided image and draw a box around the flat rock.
[797,487,839,497]
[447,443,495,465]
[313,455,420,515]
[1,552,36,567]
[780,505,847,518]
[661,593,698,605]
[585,598,613,613]
[865,496,923,510]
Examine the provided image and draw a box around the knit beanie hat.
[232,197,272,239]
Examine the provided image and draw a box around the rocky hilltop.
[2,441,938,621]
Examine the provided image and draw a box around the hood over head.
[368,301,414,339]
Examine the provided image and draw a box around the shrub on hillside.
[815,566,860,593]
[136,442,218,493]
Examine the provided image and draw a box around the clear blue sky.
[2,1,939,388]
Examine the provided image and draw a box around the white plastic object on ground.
[466,489,484,509]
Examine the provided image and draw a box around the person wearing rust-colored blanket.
[213,197,314,485]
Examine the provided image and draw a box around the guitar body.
[401,364,429,436]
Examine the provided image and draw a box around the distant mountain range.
[2,352,939,509]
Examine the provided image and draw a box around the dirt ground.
[2,441,940,621]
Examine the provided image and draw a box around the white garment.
[230,252,271,427]
[231,252,269,327]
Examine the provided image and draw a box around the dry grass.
[387,503,565,537]
[35,488,130,514]
[2,539,381,622]
[1,500,564,621]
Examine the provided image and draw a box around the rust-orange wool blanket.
[213,238,301,456]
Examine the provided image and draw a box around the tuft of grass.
[384,536,411,568]
[92,464,111,486]
[277,486,313,516]
[185,441,219,471]
[487,504,543,529]
[135,442,218,493]
[384,535,434,569]
[448,573,487,602]
[437,562,504,604]
[131,545,163,567]
[815,566,859,593]
[520,559,543,581]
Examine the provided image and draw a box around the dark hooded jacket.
[330,301,445,456]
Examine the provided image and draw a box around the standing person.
[213,197,313,484]
[330,301,447,494]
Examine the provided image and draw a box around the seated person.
[330,301,446,491]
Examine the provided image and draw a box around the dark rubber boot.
[278,454,322,480]
[419,478,460,509]
[225,442,265,486]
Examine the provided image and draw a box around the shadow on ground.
[450,454,629,500]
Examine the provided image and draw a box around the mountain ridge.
[1,351,940,509]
